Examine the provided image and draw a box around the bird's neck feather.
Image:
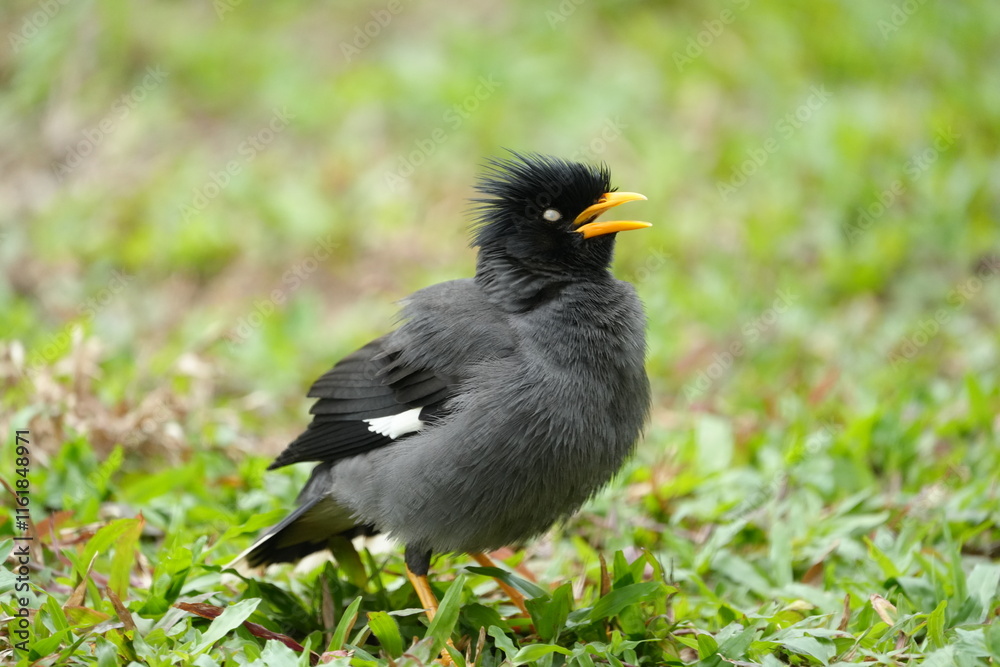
[474,248,611,313]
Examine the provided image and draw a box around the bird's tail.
[227,464,367,568]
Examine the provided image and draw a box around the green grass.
[2,0,999,664]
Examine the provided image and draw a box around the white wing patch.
[363,408,424,439]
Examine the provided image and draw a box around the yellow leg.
[406,565,440,619]
[470,552,531,618]
[405,566,454,665]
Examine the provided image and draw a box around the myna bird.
[233,151,652,621]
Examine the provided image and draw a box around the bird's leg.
[405,546,454,665]
[405,565,440,619]
[469,552,531,618]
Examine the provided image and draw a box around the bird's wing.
[268,279,514,470]
[266,336,453,469]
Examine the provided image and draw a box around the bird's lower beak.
[573,192,651,239]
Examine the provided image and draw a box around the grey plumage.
[236,152,651,575]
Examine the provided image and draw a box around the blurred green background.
[1,0,999,664]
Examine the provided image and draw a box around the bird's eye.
[542,208,562,222]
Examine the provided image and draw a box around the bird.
[232,151,652,621]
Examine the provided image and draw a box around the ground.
[1,1,999,665]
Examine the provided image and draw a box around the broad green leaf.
[617,602,647,636]
[465,565,548,599]
[965,563,1000,623]
[109,516,144,598]
[328,596,362,651]
[64,606,110,627]
[717,623,759,659]
[0,561,19,597]
[192,598,261,654]
[328,536,367,590]
[94,636,119,667]
[863,536,900,579]
[444,640,467,667]
[30,628,75,660]
[138,544,194,615]
[627,549,662,589]
[512,643,572,664]
[697,633,719,659]
[612,550,632,586]
[526,581,573,643]
[488,625,518,662]
[461,602,506,633]
[588,581,662,622]
[985,621,1000,660]
[425,574,464,656]
[239,577,315,634]
[366,611,403,659]
[920,646,956,667]
[781,636,834,665]
[259,638,303,665]
[79,519,139,582]
[44,594,70,632]
[925,599,947,649]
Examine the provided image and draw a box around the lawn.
[1,0,999,665]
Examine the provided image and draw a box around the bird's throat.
[475,252,574,313]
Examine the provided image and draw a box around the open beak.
[573,192,651,239]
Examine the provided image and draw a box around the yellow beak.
[573,192,651,239]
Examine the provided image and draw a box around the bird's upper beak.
[573,192,651,239]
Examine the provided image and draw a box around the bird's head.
[471,152,650,274]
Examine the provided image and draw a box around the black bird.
[233,151,652,617]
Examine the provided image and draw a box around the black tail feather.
[229,493,374,568]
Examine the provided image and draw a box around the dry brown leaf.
[870,594,897,625]
[65,578,89,609]
[838,594,851,632]
[65,552,98,609]
[598,553,611,598]
[34,509,74,548]
[106,587,137,632]
[808,366,840,405]
[320,574,335,648]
